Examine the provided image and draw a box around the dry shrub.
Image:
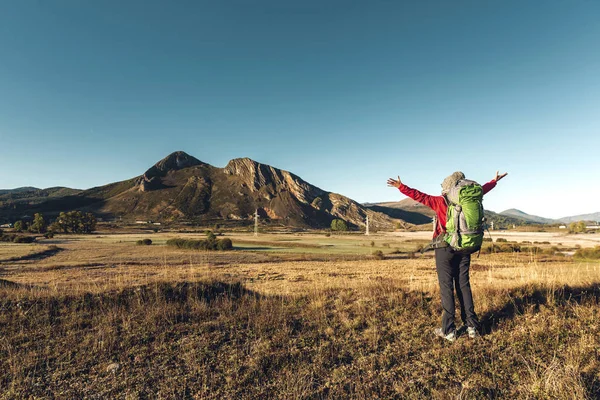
[574,246,600,260]
[372,250,385,260]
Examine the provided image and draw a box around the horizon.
[0,149,596,221]
[1,1,600,219]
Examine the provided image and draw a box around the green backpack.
[444,179,485,254]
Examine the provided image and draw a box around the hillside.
[558,212,600,224]
[499,209,556,224]
[0,152,401,229]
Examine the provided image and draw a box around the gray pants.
[434,247,480,334]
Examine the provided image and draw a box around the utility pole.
[365,215,370,236]
[254,209,259,236]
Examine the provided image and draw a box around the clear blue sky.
[1,1,599,219]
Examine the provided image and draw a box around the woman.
[387,171,507,342]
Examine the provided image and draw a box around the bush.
[574,246,600,259]
[13,236,36,244]
[0,234,17,242]
[205,231,216,241]
[521,246,542,254]
[480,244,500,254]
[167,237,233,251]
[331,219,348,232]
[44,232,55,239]
[499,244,520,253]
[136,238,152,246]
[495,238,508,243]
[372,250,385,260]
[217,238,233,250]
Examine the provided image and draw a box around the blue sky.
[1,1,599,219]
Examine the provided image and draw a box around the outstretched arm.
[482,171,508,194]
[387,176,444,210]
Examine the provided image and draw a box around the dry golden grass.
[1,232,599,398]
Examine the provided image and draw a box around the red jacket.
[398,180,497,238]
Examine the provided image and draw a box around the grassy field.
[1,231,599,398]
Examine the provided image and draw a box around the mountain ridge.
[2,153,598,226]
[0,152,401,229]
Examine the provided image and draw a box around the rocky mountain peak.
[223,158,324,204]
[139,151,206,192]
[151,151,204,174]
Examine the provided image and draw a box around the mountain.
[499,209,556,224]
[0,187,83,206]
[0,152,401,229]
[558,212,600,224]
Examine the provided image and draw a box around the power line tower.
[254,209,259,236]
[365,215,370,236]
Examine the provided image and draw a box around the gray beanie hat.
[441,171,465,194]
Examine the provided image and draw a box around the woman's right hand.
[387,176,402,188]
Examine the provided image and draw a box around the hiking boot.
[434,327,456,343]
[467,326,480,339]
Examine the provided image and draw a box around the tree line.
[11,211,97,234]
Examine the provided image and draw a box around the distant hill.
[0,152,401,229]
[557,212,600,224]
[0,187,83,205]
[499,209,556,224]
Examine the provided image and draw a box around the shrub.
[167,237,233,251]
[136,238,152,246]
[217,238,233,250]
[521,246,542,254]
[496,238,508,243]
[330,219,348,232]
[480,244,500,254]
[13,236,36,244]
[205,231,216,241]
[44,232,55,239]
[574,246,600,260]
[1,234,17,242]
[372,250,385,260]
[370,241,375,247]
[497,244,521,253]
